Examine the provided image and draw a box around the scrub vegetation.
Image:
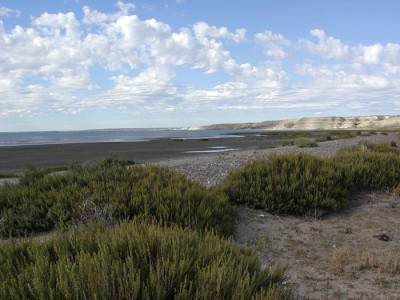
[0,156,289,299]
[224,141,400,217]
[0,156,232,238]
[1,139,399,299]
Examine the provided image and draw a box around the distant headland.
[185,115,400,131]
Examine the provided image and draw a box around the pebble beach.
[0,132,398,188]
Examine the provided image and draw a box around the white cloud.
[301,29,400,69]
[115,1,135,14]
[0,4,399,123]
[297,29,400,97]
[82,1,135,24]
[193,22,246,43]
[255,30,291,59]
[77,66,179,113]
[33,12,81,39]
[0,6,20,17]
[355,44,384,64]
[301,29,350,60]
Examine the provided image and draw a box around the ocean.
[0,129,252,147]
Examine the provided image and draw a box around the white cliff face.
[191,115,400,130]
[271,116,400,130]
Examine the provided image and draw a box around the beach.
[0,134,287,174]
[0,131,397,182]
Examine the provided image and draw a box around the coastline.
[0,134,285,174]
[2,131,397,184]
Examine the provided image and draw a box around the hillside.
[190,115,400,131]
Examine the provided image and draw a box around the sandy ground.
[236,192,400,299]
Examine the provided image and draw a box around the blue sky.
[0,0,399,131]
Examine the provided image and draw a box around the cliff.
[190,115,400,131]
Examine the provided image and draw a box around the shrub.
[334,143,400,190]
[0,157,233,238]
[0,221,290,299]
[342,141,400,154]
[224,142,400,217]
[294,138,318,148]
[223,153,348,217]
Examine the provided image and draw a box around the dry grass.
[359,251,400,276]
[331,247,400,276]
[390,184,400,206]
[331,246,352,273]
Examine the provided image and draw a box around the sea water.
[0,129,252,147]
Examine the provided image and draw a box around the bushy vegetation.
[2,140,398,298]
[224,142,400,217]
[334,141,400,190]
[0,173,17,179]
[0,156,233,238]
[0,156,290,298]
[294,138,318,148]
[0,220,289,299]
[223,153,347,217]
[251,130,360,141]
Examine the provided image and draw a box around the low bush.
[0,220,290,299]
[334,142,400,190]
[0,156,233,238]
[223,153,347,217]
[341,141,400,154]
[224,142,400,217]
[0,173,17,179]
[294,138,318,148]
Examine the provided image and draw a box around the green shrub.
[334,143,400,190]
[0,173,17,179]
[224,142,400,217]
[0,157,233,237]
[223,153,347,217]
[294,138,318,148]
[341,141,400,154]
[0,221,290,299]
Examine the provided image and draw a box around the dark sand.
[0,135,286,173]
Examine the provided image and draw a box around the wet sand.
[0,135,285,173]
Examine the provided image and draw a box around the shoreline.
[0,132,397,178]
[0,135,286,174]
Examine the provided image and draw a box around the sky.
[0,0,400,131]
